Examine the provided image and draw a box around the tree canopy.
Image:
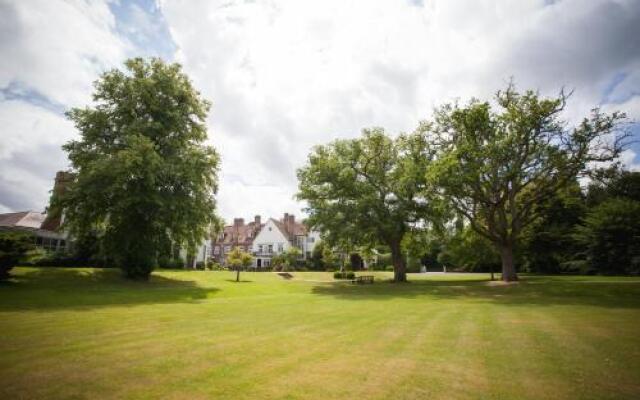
[426,84,628,281]
[62,58,219,279]
[297,128,437,282]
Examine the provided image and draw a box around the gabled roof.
[215,221,263,246]
[0,211,46,229]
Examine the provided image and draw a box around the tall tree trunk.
[236,268,240,282]
[499,243,518,282]
[390,241,407,282]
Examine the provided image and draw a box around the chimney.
[233,218,244,227]
[42,171,75,231]
[284,213,295,235]
[254,215,261,226]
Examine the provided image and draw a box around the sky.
[1,0,639,223]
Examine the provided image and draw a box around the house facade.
[211,215,264,265]
[251,213,319,269]
[0,211,68,251]
[211,213,320,269]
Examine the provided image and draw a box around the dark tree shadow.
[310,276,640,309]
[0,268,219,312]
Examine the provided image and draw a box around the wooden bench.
[352,275,374,284]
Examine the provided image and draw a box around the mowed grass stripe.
[1,268,640,399]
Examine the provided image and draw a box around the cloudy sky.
[1,0,639,222]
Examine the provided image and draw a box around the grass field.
[1,268,640,399]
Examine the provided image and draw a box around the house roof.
[215,221,263,246]
[272,217,308,242]
[0,211,47,229]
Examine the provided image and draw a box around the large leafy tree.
[297,128,436,282]
[427,84,627,281]
[62,58,219,279]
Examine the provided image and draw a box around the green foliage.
[573,198,640,275]
[283,247,301,271]
[586,167,640,207]
[438,227,500,273]
[519,181,586,273]
[62,58,219,280]
[310,240,326,270]
[333,271,355,280]
[226,247,253,269]
[0,231,35,279]
[157,254,184,269]
[321,244,339,269]
[297,128,439,282]
[427,82,628,281]
[226,246,253,281]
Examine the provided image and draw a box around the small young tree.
[226,246,253,282]
[282,247,301,271]
[427,83,628,281]
[0,232,35,280]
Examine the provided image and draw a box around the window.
[213,246,220,255]
[268,244,273,254]
[278,243,284,253]
[307,237,315,243]
[258,244,263,253]
[224,245,231,252]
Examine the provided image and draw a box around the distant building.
[251,213,319,268]
[211,213,319,269]
[0,171,70,250]
[211,215,264,265]
[0,211,68,251]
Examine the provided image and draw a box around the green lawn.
[1,268,640,399]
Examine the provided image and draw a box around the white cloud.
[162,0,640,220]
[0,101,75,211]
[0,0,130,106]
[0,0,133,212]
[1,0,639,222]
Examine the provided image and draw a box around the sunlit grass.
[1,267,639,399]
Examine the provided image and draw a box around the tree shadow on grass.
[0,268,219,312]
[310,277,640,309]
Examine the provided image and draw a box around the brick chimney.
[233,218,244,227]
[254,215,261,226]
[42,171,75,231]
[283,213,295,235]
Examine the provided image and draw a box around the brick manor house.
[212,213,320,268]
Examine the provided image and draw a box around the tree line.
[297,83,633,282]
[1,58,634,283]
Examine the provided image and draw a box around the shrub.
[333,271,355,280]
[208,262,224,271]
[158,257,184,269]
[0,231,35,280]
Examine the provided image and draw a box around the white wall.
[251,219,291,254]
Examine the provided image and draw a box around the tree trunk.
[499,243,518,282]
[390,242,407,282]
[236,268,240,282]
